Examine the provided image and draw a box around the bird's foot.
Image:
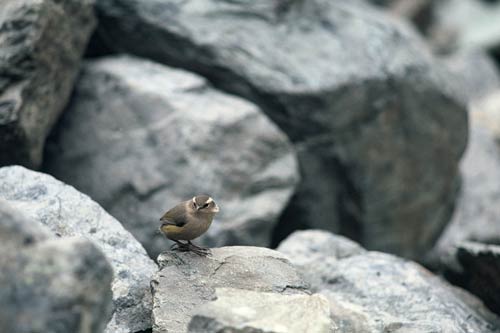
[171,241,190,252]
[186,242,211,256]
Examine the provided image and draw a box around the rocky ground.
[1,0,500,332]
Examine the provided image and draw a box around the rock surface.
[0,166,157,333]
[0,0,95,168]
[279,230,500,333]
[188,288,334,333]
[429,91,500,270]
[0,200,113,333]
[44,55,298,258]
[95,0,467,259]
[449,242,500,316]
[152,246,309,333]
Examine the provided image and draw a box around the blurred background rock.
[2,0,500,332]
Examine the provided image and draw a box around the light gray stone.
[278,230,500,333]
[44,55,299,258]
[95,0,467,259]
[0,0,95,168]
[188,288,334,333]
[0,200,113,333]
[0,166,157,333]
[152,246,309,333]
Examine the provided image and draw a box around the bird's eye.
[202,203,209,209]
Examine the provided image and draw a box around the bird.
[159,195,219,256]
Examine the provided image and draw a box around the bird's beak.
[213,204,220,213]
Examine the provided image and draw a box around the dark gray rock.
[44,55,298,258]
[0,166,157,333]
[95,0,468,259]
[152,246,309,333]
[0,200,113,333]
[449,242,500,316]
[0,0,95,168]
[188,288,334,333]
[278,230,500,333]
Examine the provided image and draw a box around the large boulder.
[0,166,157,333]
[0,200,113,333]
[44,55,298,258]
[152,246,309,333]
[188,288,334,333]
[278,230,500,333]
[94,0,468,259]
[0,0,95,168]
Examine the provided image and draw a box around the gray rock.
[0,201,113,333]
[188,288,334,333]
[449,242,500,316]
[0,166,157,333]
[278,230,500,333]
[0,0,95,168]
[152,246,309,333]
[44,55,298,258]
[432,0,500,53]
[428,92,500,270]
[444,50,500,103]
[95,0,467,259]
[277,230,366,289]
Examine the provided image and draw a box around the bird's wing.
[160,202,187,227]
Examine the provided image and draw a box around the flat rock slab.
[0,166,157,333]
[188,288,334,333]
[95,0,467,259]
[44,55,299,258]
[0,0,95,168]
[279,230,500,333]
[0,200,113,333]
[152,246,309,333]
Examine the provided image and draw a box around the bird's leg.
[187,241,211,256]
[171,240,190,252]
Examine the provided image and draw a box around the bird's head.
[192,195,219,214]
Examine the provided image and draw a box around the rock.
[431,0,500,54]
[0,200,113,333]
[43,55,298,258]
[152,246,309,333]
[444,50,500,103]
[278,230,500,333]
[95,0,468,259]
[428,92,500,270]
[448,242,500,316]
[277,230,366,288]
[188,288,334,333]
[0,0,95,168]
[0,166,157,333]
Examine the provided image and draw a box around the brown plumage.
[159,195,219,255]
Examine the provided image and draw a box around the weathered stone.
[152,246,309,333]
[279,230,500,333]
[0,166,157,333]
[95,0,467,259]
[448,242,500,316]
[0,0,95,168]
[0,201,113,333]
[188,288,334,333]
[44,55,298,258]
